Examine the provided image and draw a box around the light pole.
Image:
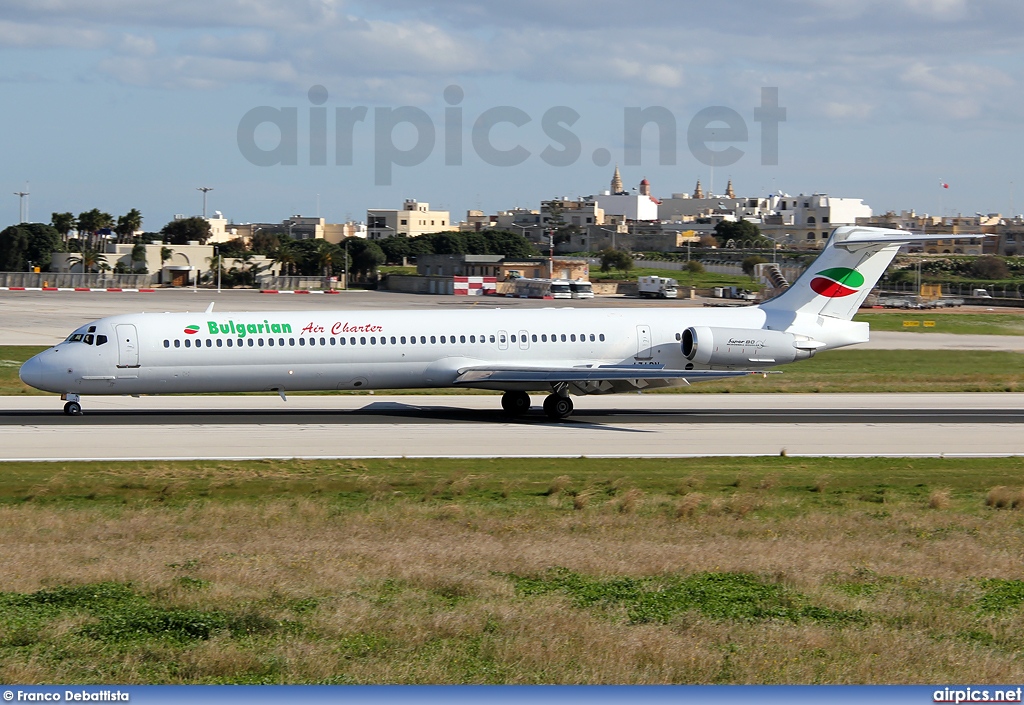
[14,187,29,223]
[215,246,221,293]
[197,187,213,218]
[596,227,620,251]
[343,238,349,290]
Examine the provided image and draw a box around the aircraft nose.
[19,354,45,390]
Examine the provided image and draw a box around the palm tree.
[51,212,76,245]
[116,209,143,244]
[77,209,114,248]
[130,243,148,273]
[67,243,108,274]
[272,240,298,277]
[312,240,336,278]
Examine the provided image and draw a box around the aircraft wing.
[454,364,764,385]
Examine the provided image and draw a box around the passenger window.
[185,339,191,348]
[330,337,336,345]
[280,338,285,346]
[174,339,181,348]
[599,334,605,342]
[532,334,537,342]
[401,336,407,344]
[590,334,595,342]
[440,336,446,344]
[350,337,356,345]
[320,337,326,346]
[227,339,233,347]
[247,339,254,347]
[83,334,94,344]
[561,334,566,342]
[340,337,346,345]
[300,338,306,346]
[499,335,506,343]
[541,334,547,342]
[163,340,169,348]
[258,338,264,347]
[96,335,107,346]
[217,339,223,347]
[361,337,366,345]
[309,338,316,346]
[371,337,377,345]
[489,335,495,343]
[420,336,426,344]
[269,338,275,346]
[470,335,475,343]
[570,334,576,342]
[460,335,466,343]
[510,335,516,343]
[430,336,436,344]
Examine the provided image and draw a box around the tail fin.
[760,226,970,321]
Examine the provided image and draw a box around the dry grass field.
[2,457,1024,684]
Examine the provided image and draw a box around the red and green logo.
[184,324,201,335]
[810,267,864,297]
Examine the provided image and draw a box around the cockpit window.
[83,334,94,345]
[67,333,84,343]
[96,335,107,346]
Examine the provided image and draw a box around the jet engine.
[681,326,824,367]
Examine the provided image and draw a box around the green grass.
[854,312,1024,336]
[5,457,1024,682]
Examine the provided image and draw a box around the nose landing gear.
[62,393,83,416]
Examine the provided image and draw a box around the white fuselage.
[21,305,781,397]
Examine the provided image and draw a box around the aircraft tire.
[501,391,531,416]
[64,401,82,416]
[543,394,573,420]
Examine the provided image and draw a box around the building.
[367,200,451,240]
[417,254,589,281]
[855,210,995,255]
[758,193,872,248]
[231,218,366,245]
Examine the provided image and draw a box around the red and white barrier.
[453,276,497,296]
[0,287,156,293]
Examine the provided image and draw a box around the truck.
[513,278,573,299]
[637,275,678,299]
[569,280,594,299]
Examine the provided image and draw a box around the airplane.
[18,226,958,419]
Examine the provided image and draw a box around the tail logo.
[810,267,864,298]
[184,325,201,335]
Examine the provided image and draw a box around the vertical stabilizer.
[761,226,931,321]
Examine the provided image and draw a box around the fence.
[0,272,154,288]
[879,282,1024,300]
[257,275,337,291]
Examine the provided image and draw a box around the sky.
[2,0,1023,231]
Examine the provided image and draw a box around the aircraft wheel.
[543,394,573,420]
[64,401,83,416]
[501,391,531,416]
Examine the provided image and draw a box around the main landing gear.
[500,391,574,420]
[62,393,83,416]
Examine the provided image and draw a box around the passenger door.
[115,324,140,368]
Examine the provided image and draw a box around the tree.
[272,239,299,277]
[599,248,633,276]
[970,255,1010,280]
[161,217,211,245]
[251,230,282,255]
[742,255,768,276]
[131,243,148,273]
[347,239,385,281]
[714,219,761,247]
[77,209,114,248]
[430,231,467,255]
[379,235,411,264]
[0,223,63,271]
[312,240,338,278]
[685,260,705,274]
[484,230,537,258]
[51,212,76,244]
[67,242,108,273]
[115,209,143,244]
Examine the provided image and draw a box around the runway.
[3,393,1023,460]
